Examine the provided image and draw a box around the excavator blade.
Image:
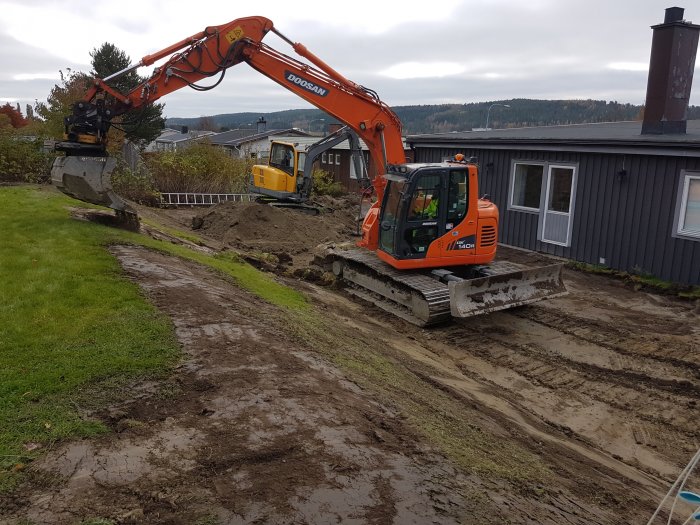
[51,155,135,213]
[448,263,567,318]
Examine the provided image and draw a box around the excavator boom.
[53,17,402,214]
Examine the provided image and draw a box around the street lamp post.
[485,104,511,130]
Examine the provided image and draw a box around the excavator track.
[324,245,568,327]
[326,247,453,326]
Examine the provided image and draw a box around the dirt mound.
[194,196,362,266]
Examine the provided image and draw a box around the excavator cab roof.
[387,161,475,178]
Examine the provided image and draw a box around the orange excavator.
[51,16,566,325]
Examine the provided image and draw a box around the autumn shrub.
[110,160,161,206]
[312,168,345,197]
[145,143,253,194]
[0,132,52,183]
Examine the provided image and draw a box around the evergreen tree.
[90,42,165,146]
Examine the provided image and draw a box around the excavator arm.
[59,16,274,148]
[241,38,405,180]
[300,126,369,197]
[55,17,404,206]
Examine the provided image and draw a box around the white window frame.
[508,161,545,214]
[335,153,341,165]
[539,163,578,247]
[674,170,700,241]
[321,153,327,163]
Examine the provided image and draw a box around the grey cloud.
[0,32,82,79]
[0,31,84,107]
[1,0,698,117]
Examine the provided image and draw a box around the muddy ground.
[2,196,698,524]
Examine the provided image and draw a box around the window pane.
[446,170,467,225]
[682,178,700,232]
[548,167,574,213]
[270,144,293,168]
[379,180,406,253]
[512,164,543,209]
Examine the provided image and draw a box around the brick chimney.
[256,116,267,134]
[641,7,700,135]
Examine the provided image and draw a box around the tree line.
[167,101,700,135]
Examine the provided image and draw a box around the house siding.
[413,146,700,285]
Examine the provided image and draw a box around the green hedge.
[145,143,253,194]
[0,134,52,183]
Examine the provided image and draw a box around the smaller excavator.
[249,125,368,210]
[51,15,566,326]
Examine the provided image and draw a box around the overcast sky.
[1,0,698,119]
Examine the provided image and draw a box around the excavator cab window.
[270,143,295,175]
[378,177,406,255]
[446,170,468,229]
[295,152,307,191]
[403,172,442,256]
[378,167,471,260]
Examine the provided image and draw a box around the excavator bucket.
[51,155,134,215]
[449,263,567,318]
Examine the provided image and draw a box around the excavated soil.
[191,196,363,270]
[2,197,699,524]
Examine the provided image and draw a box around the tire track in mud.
[504,307,699,425]
[451,339,693,470]
[454,330,699,432]
[320,269,695,484]
[514,306,698,373]
[426,302,698,480]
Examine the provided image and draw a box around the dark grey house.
[407,7,700,286]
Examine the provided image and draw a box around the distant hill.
[166,99,700,135]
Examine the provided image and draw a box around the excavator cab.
[269,142,300,175]
[250,142,308,203]
[377,163,489,268]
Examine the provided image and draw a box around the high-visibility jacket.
[424,198,438,218]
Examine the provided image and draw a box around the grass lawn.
[0,185,307,491]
